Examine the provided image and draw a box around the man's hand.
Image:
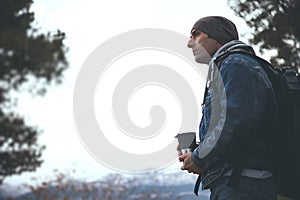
[179,152,202,174]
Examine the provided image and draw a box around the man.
[178,16,278,200]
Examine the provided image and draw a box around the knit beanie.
[192,16,239,45]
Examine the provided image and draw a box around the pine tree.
[229,0,300,72]
[0,0,68,184]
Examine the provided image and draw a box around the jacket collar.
[211,40,256,65]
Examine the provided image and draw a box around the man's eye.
[191,31,200,38]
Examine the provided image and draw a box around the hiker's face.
[187,29,216,64]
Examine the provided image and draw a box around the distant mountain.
[12,183,209,200]
[0,172,210,200]
[0,183,26,199]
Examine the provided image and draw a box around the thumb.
[178,154,185,162]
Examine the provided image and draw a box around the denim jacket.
[191,40,278,189]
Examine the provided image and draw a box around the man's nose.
[187,38,194,48]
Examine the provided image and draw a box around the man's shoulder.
[218,53,260,71]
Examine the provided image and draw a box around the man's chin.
[195,56,210,64]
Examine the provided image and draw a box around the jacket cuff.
[191,149,206,169]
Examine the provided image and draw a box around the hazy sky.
[5,0,251,186]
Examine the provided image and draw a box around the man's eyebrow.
[191,29,201,38]
[191,29,197,34]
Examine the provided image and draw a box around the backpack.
[215,49,300,200]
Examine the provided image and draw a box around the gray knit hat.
[192,16,239,45]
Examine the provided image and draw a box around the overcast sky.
[5,0,252,186]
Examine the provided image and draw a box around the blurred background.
[0,0,299,199]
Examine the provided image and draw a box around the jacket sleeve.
[191,55,271,169]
